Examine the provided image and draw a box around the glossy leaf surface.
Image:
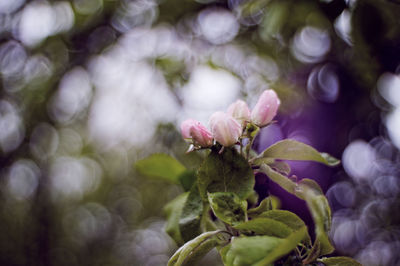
[208,192,247,225]
[259,139,340,166]
[221,226,307,266]
[197,147,255,201]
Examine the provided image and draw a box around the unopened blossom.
[251,89,280,127]
[227,100,251,127]
[180,119,213,147]
[209,112,242,147]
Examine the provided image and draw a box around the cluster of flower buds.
[180,89,280,148]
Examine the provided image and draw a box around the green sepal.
[245,122,260,139]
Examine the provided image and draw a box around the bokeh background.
[1,0,400,265]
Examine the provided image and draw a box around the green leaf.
[164,193,188,245]
[250,157,275,167]
[235,210,309,241]
[168,230,228,266]
[297,179,334,256]
[221,227,307,266]
[178,170,197,191]
[268,161,291,175]
[258,210,308,233]
[303,238,321,264]
[197,147,255,201]
[259,164,297,195]
[259,139,340,166]
[248,197,273,217]
[135,154,186,183]
[247,190,259,206]
[254,227,307,266]
[208,192,247,226]
[296,178,323,196]
[179,183,204,242]
[318,256,362,266]
[234,217,293,238]
[239,0,271,24]
[219,244,232,265]
[259,165,334,256]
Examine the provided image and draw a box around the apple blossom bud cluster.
[180,89,280,148]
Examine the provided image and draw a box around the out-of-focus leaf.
[179,182,203,242]
[197,147,255,201]
[239,0,270,20]
[164,193,188,246]
[155,57,188,88]
[208,192,247,226]
[168,230,227,266]
[135,154,186,184]
[318,256,362,265]
[178,170,197,191]
[259,139,340,166]
[259,1,290,40]
[221,226,307,266]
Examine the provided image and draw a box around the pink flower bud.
[181,119,197,139]
[180,119,213,147]
[251,90,280,127]
[227,100,251,127]
[209,112,242,147]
